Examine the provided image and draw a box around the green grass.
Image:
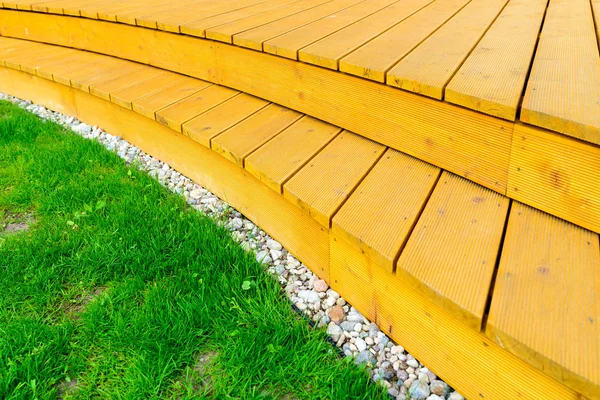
[0,100,387,400]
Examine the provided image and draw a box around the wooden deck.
[0,2,598,398]
[0,2,597,237]
[0,36,597,400]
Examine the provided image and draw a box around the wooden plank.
[153,0,267,33]
[1,43,68,71]
[339,0,470,82]
[245,116,340,193]
[487,202,600,400]
[332,149,440,272]
[109,72,187,110]
[115,1,202,26]
[283,131,385,228]
[183,93,270,148]
[89,66,166,101]
[0,10,514,194]
[507,123,600,234]
[180,0,300,38]
[98,0,164,22]
[1,0,40,9]
[520,0,600,145]
[594,0,600,41]
[232,0,364,51]
[37,52,122,86]
[445,0,547,120]
[70,61,141,93]
[131,78,212,120]
[62,0,112,16]
[79,0,137,19]
[386,0,508,99]
[263,0,399,59]
[298,0,433,70]
[211,103,302,165]
[396,172,510,330]
[206,0,334,44]
[134,0,215,29]
[154,84,238,132]
[328,232,581,400]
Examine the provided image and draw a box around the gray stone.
[231,217,243,229]
[429,380,450,397]
[266,239,282,251]
[407,359,420,368]
[354,350,376,367]
[354,337,367,352]
[426,395,444,400]
[408,380,430,400]
[326,322,342,341]
[397,369,408,381]
[340,321,355,332]
[298,290,320,304]
[255,250,272,264]
[448,392,465,400]
[346,311,364,323]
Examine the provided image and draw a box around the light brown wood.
[488,202,600,400]
[283,131,385,227]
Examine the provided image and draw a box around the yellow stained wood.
[62,0,110,16]
[340,0,470,82]
[396,172,510,330]
[89,66,165,101]
[155,84,238,132]
[1,43,67,71]
[134,0,214,29]
[283,131,385,228]
[386,0,508,99]
[594,0,600,40]
[79,0,133,19]
[1,0,39,9]
[70,61,140,92]
[180,0,299,38]
[520,0,600,145]
[0,36,39,52]
[487,202,600,400]
[110,72,186,110]
[1,58,591,400]
[154,0,266,33]
[131,78,212,120]
[115,1,201,26]
[36,51,115,85]
[98,0,160,22]
[507,123,600,234]
[183,93,270,148]
[211,103,302,164]
[298,0,433,70]
[0,10,513,194]
[28,0,73,13]
[232,0,364,51]
[245,116,340,193]
[263,0,398,59]
[445,0,547,120]
[328,232,581,400]
[207,0,334,44]
[332,149,440,272]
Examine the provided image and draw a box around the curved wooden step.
[0,37,598,400]
[0,8,598,236]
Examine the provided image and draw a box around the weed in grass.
[0,100,388,399]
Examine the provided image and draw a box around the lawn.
[0,100,387,400]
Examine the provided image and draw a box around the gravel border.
[0,92,464,400]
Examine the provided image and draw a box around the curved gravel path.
[0,92,465,400]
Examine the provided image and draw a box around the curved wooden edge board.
[0,63,589,400]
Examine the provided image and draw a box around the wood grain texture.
[396,172,510,330]
[69,60,140,93]
[245,116,340,193]
[508,123,600,234]
[329,232,581,400]
[339,0,470,82]
[210,103,302,165]
[263,0,398,59]
[332,149,440,272]
[487,202,600,400]
[154,84,238,132]
[445,0,548,120]
[283,131,385,228]
[183,93,270,148]
[232,0,364,51]
[131,78,212,120]
[89,65,165,101]
[298,0,432,70]
[109,72,186,110]
[386,0,508,99]
[520,0,600,145]
[180,0,299,38]
[0,10,513,193]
